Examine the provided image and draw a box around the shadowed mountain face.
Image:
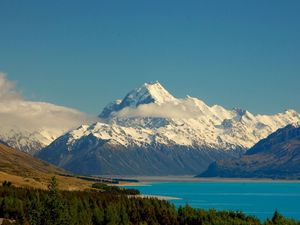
[199,124,300,179]
[37,134,242,175]
[37,82,300,176]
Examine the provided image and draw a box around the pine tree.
[28,193,42,225]
[41,177,70,225]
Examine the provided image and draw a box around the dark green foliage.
[0,179,299,225]
[92,183,109,190]
[28,194,42,225]
[264,210,300,225]
[92,183,140,195]
[178,205,261,225]
[40,177,70,225]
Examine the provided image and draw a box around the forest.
[0,178,299,225]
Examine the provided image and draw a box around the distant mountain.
[0,101,96,153]
[199,124,300,179]
[37,82,300,175]
[0,139,9,146]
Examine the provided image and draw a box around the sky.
[0,0,299,115]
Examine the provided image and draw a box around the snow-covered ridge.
[285,119,300,128]
[64,82,300,151]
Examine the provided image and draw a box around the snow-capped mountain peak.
[99,81,176,119]
[38,81,300,175]
[121,81,176,106]
[141,81,175,102]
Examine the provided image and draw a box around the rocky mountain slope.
[199,123,300,179]
[37,82,300,175]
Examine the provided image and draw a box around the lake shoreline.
[112,175,300,186]
[118,180,300,221]
[132,194,182,201]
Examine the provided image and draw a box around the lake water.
[125,182,300,221]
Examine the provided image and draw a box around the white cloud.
[114,99,206,119]
[0,73,98,144]
[0,72,23,102]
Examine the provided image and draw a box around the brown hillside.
[0,143,92,190]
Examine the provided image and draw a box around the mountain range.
[199,123,300,179]
[36,82,300,175]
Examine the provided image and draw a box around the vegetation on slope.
[92,183,140,195]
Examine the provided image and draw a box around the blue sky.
[0,0,299,114]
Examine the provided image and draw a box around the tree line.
[0,178,299,225]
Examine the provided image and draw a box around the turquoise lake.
[125,182,300,221]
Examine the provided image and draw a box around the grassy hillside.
[0,143,92,190]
